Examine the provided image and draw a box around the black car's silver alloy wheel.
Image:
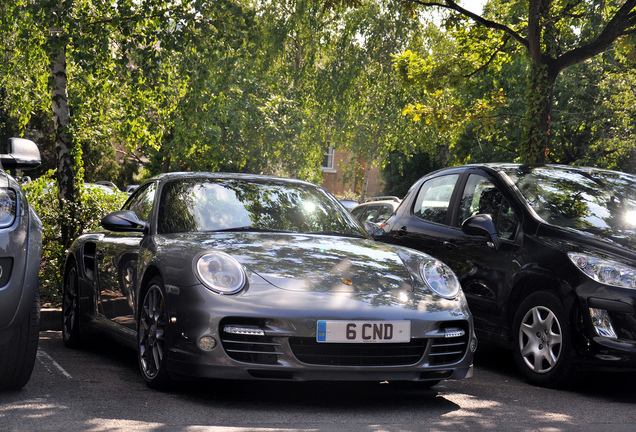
[62,262,81,348]
[518,305,562,373]
[512,291,573,388]
[138,278,169,387]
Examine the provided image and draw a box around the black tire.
[0,290,40,391]
[138,277,171,389]
[62,262,82,348]
[512,291,573,388]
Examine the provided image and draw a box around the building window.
[321,144,335,171]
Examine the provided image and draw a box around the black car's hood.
[538,223,636,262]
[164,232,415,294]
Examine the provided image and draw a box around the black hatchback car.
[378,163,636,387]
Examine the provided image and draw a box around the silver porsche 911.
[63,172,476,389]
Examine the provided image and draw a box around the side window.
[124,182,157,222]
[413,174,459,225]
[458,174,518,240]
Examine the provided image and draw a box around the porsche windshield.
[504,166,636,232]
[157,178,365,236]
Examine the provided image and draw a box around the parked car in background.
[0,138,43,391]
[378,163,636,387]
[351,196,401,227]
[63,172,476,389]
[338,199,358,211]
[124,184,139,195]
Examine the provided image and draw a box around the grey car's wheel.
[512,291,573,388]
[0,290,40,391]
[62,262,82,348]
[138,277,171,389]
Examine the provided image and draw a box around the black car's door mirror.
[362,220,384,238]
[102,210,148,233]
[461,214,500,250]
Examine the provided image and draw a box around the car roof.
[143,172,318,188]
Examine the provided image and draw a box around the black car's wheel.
[138,277,171,389]
[0,290,40,391]
[512,291,573,388]
[62,262,82,348]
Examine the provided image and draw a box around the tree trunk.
[522,63,557,164]
[50,42,77,248]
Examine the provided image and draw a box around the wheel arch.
[506,268,578,339]
[136,265,163,318]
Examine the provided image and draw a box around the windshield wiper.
[210,226,289,233]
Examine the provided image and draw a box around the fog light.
[589,308,617,339]
[198,336,217,351]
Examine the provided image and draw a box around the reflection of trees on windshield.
[157,178,363,236]
[507,166,636,232]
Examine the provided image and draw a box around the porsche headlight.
[196,252,246,294]
[0,189,17,228]
[420,259,461,299]
[568,252,636,289]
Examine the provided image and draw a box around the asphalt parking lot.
[1,309,636,432]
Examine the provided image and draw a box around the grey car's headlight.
[568,252,636,289]
[196,252,246,294]
[0,189,17,228]
[420,259,461,299]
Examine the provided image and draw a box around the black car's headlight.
[0,188,17,228]
[420,258,461,299]
[196,252,246,294]
[568,252,636,289]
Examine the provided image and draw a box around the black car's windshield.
[504,166,636,232]
[157,177,366,237]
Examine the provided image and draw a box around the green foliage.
[23,172,127,305]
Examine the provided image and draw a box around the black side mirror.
[461,214,500,250]
[101,210,148,233]
[362,220,384,238]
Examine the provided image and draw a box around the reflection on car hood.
[173,232,414,294]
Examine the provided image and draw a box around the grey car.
[63,172,476,389]
[0,138,43,391]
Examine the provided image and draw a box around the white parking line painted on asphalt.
[37,348,72,379]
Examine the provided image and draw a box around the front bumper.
[574,282,636,371]
[162,282,477,382]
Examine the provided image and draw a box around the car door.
[437,171,522,338]
[383,173,461,258]
[97,182,157,330]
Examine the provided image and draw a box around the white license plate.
[316,320,411,343]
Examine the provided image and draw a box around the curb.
[40,308,62,331]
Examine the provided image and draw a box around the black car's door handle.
[96,250,105,261]
[397,226,408,236]
[443,240,456,250]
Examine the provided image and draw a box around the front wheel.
[138,277,171,389]
[0,291,40,391]
[511,291,573,388]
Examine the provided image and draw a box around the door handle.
[397,226,408,236]
[96,250,105,261]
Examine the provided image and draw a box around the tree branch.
[403,0,529,49]
[554,0,636,72]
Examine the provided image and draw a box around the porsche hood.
[172,232,416,294]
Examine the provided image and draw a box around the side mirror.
[362,220,384,238]
[461,214,500,250]
[101,210,148,233]
[0,138,41,171]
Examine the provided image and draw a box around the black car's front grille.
[288,338,428,366]
[428,324,470,366]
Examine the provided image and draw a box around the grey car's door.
[97,182,157,330]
